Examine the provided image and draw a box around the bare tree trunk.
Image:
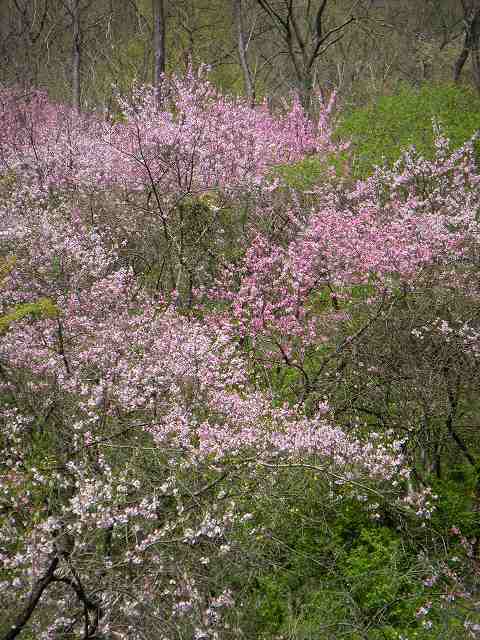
[153,0,166,109]
[454,45,470,81]
[233,0,255,105]
[471,8,480,88]
[71,0,81,113]
[454,1,480,90]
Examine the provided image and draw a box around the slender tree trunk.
[454,2,480,91]
[233,0,255,105]
[471,9,480,89]
[71,0,81,113]
[454,45,469,81]
[153,0,166,109]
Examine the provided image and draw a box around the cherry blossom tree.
[0,71,479,639]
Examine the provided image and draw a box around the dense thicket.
[1,3,480,640]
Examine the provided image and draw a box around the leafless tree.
[253,0,361,108]
[71,0,81,112]
[233,0,255,104]
[152,0,166,108]
[0,0,52,88]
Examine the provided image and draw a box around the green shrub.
[335,83,480,178]
[272,151,350,191]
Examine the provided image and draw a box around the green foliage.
[0,298,58,334]
[0,257,57,333]
[342,528,412,614]
[336,83,480,178]
[273,157,327,190]
[430,464,479,538]
[242,461,480,640]
[248,493,427,639]
[272,152,350,191]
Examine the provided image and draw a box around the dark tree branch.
[57,319,71,376]
[308,15,355,69]
[443,366,476,467]
[454,44,470,80]
[454,2,480,88]
[256,0,289,31]
[315,0,329,40]
[53,571,101,639]
[2,556,59,640]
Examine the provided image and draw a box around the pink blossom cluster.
[0,200,405,479]
[0,189,410,637]
[1,72,478,637]
[220,132,480,357]
[0,70,339,199]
